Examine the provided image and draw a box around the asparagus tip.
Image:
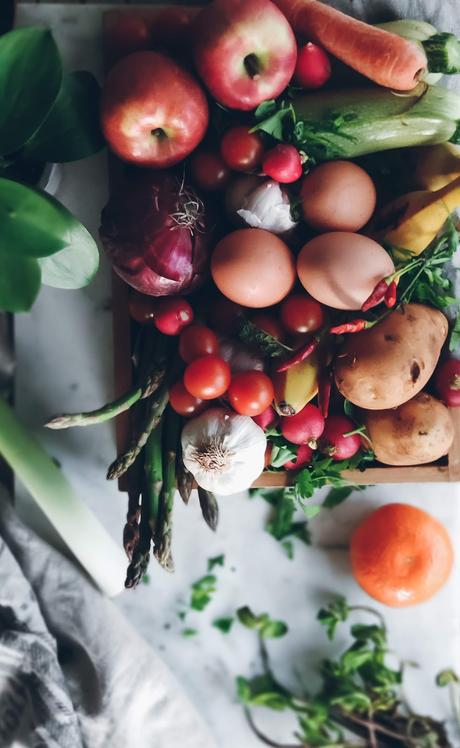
[45,415,73,430]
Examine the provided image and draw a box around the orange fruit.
[350,503,454,607]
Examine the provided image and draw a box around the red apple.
[101,51,209,168]
[192,0,297,111]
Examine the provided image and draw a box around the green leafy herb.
[251,100,295,141]
[237,606,288,639]
[317,596,350,640]
[182,628,198,638]
[250,488,310,558]
[207,554,225,572]
[213,617,234,634]
[238,319,291,358]
[177,611,187,622]
[450,315,460,352]
[141,574,150,586]
[237,597,452,747]
[437,669,460,687]
[190,574,217,612]
[323,486,355,510]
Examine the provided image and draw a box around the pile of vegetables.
[47,0,460,587]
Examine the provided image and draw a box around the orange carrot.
[272,0,427,91]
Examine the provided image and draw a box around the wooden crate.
[105,6,460,488]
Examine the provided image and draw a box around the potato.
[334,304,448,409]
[365,392,454,466]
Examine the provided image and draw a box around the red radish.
[262,145,302,184]
[252,405,279,431]
[284,443,314,470]
[152,298,194,335]
[281,403,324,446]
[251,313,285,342]
[436,359,460,407]
[271,0,427,91]
[321,415,361,461]
[294,42,331,89]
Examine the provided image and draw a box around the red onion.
[100,171,213,296]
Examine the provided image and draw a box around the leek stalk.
[0,397,126,596]
[292,84,460,162]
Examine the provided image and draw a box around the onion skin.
[100,170,213,296]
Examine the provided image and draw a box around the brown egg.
[301,161,376,232]
[297,232,394,310]
[211,228,295,308]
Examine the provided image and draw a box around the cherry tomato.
[294,42,331,89]
[169,381,206,416]
[227,371,274,416]
[211,295,245,335]
[280,294,324,334]
[183,355,231,399]
[179,324,219,363]
[153,298,194,335]
[220,127,264,172]
[128,290,156,324]
[251,313,285,342]
[262,144,302,184]
[190,149,231,191]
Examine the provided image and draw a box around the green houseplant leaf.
[0,27,62,155]
[0,255,41,312]
[23,71,105,163]
[39,218,99,289]
[0,178,76,257]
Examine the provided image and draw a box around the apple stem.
[244,53,262,79]
[151,127,166,139]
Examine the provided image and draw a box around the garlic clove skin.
[181,407,267,496]
[236,179,298,235]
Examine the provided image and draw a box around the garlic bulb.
[181,407,267,495]
[226,176,298,235]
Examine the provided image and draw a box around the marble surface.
[13,4,460,746]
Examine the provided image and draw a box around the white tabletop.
[13,4,460,745]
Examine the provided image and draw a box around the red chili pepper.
[329,319,369,335]
[361,279,389,312]
[384,280,397,308]
[318,370,333,418]
[275,338,318,373]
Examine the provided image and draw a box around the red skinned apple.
[192,0,297,111]
[101,51,209,168]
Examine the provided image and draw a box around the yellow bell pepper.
[373,176,460,257]
[412,143,460,191]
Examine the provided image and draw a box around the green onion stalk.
[290,83,460,162]
[0,397,126,596]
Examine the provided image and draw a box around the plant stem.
[144,421,164,539]
[0,397,126,596]
[153,409,180,572]
[198,487,219,531]
[177,437,193,505]
[46,386,143,429]
[107,379,170,480]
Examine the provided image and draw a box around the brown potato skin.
[364,392,454,466]
[334,304,448,409]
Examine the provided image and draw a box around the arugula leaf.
[190,574,217,611]
[208,554,225,572]
[237,606,288,639]
[213,617,234,634]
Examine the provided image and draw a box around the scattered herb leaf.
[190,574,217,612]
[237,606,288,639]
[208,554,225,572]
[213,617,234,634]
[182,628,198,638]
